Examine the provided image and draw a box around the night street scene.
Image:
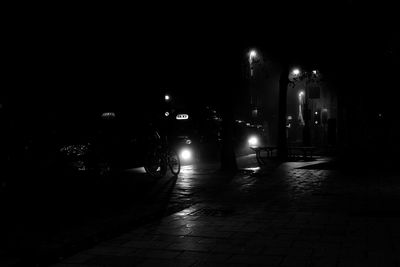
[1,2,399,266]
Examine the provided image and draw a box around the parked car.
[53,110,164,175]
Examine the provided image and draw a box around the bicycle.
[143,133,181,178]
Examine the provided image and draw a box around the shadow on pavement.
[0,166,183,266]
[297,157,398,176]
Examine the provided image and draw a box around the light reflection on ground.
[128,155,334,211]
[129,167,146,174]
[242,167,260,171]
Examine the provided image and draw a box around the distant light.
[180,149,192,161]
[287,115,292,120]
[292,68,300,75]
[248,136,259,147]
[249,50,257,59]
[213,116,222,121]
[298,91,305,98]
[165,94,170,101]
[101,112,116,119]
[315,112,318,115]
[312,70,317,75]
[246,123,250,126]
[315,121,318,124]
[185,139,192,145]
[176,114,189,120]
[165,112,170,117]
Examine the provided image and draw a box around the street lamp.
[248,50,258,77]
[248,49,261,123]
[298,91,305,100]
[298,91,305,126]
[249,50,257,62]
[291,68,321,146]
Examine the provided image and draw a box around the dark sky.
[4,2,397,112]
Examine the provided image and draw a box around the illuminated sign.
[176,114,189,120]
[101,112,116,118]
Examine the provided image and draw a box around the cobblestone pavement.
[46,157,400,266]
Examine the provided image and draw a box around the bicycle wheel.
[144,149,167,178]
[167,149,180,176]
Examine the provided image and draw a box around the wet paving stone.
[50,156,400,266]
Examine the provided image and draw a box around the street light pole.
[248,50,257,122]
[290,68,318,146]
[277,64,290,159]
[249,50,257,77]
[303,80,311,146]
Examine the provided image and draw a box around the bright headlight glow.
[180,149,192,161]
[248,136,259,147]
[292,68,300,75]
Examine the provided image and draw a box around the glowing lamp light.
[180,149,192,161]
[165,94,170,101]
[248,136,259,147]
[165,112,170,117]
[176,114,189,120]
[292,68,300,76]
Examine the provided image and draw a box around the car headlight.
[248,136,259,147]
[180,148,192,161]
